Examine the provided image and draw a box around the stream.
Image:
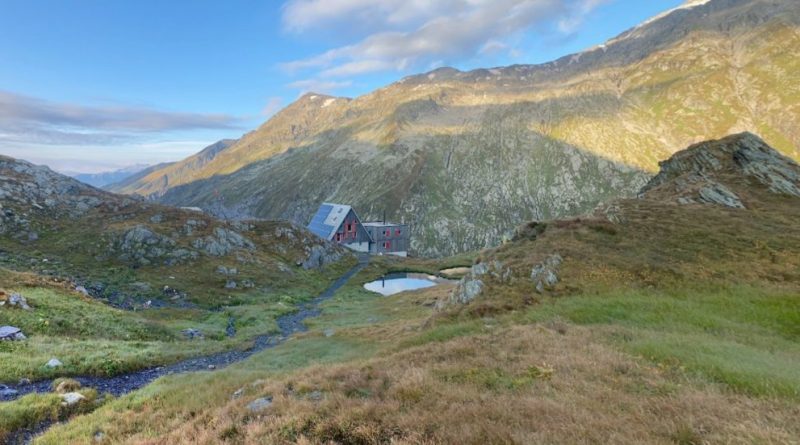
[2,257,369,444]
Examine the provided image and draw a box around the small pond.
[363,273,452,296]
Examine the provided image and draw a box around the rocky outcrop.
[438,260,512,308]
[530,254,563,293]
[0,155,135,218]
[0,293,32,310]
[641,133,800,207]
[299,244,346,270]
[193,227,255,257]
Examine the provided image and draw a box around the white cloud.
[281,0,609,80]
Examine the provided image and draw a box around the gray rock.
[75,285,90,296]
[697,183,744,208]
[18,378,31,385]
[46,358,63,368]
[323,328,335,338]
[216,265,238,275]
[307,390,323,401]
[232,388,244,399]
[531,254,563,293]
[192,227,255,257]
[247,396,273,412]
[8,293,31,310]
[181,328,204,340]
[0,326,25,341]
[149,214,163,224]
[61,392,86,407]
[225,280,237,289]
[301,244,345,270]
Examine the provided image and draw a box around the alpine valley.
[1,0,799,444]
[111,0,800,257]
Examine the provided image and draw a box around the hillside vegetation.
[25,133,800,444]
[111,0,800,256]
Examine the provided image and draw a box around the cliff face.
[113,0,800,256]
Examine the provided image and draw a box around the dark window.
[395,229,401,236]
[336,233,341,242]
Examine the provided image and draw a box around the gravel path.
[2,257,369,444]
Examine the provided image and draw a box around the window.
[395,229,401,236]
[384,241,391,250]
[335,233,341,242]
[346,223,352,232]
[385,229,390,237]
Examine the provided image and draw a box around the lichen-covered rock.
[193,227,255,257]
[438,260,512,309]
[7,293,32,310]
[112,225,179,266]
[697,183,744,208]
[531,254,563,293]
[641,133,800,207]
[300,244,345,270]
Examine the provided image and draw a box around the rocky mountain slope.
[112,0,800,256]
[0,155,350,309]
[446,132,800,310]
[32,134,800,445]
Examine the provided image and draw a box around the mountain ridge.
[112,0,800,256]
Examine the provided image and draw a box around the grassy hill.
[21,133,799,444]
[110,0,800,257]
[0,154,354,385]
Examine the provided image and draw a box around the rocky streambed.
[2,258,369,444]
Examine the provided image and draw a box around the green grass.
[0,389,102,442]
[521,286,800,398]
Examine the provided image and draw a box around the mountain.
[106,139,236,196]
[68,164,150,188]
[113,0,800,257]
[27,134,800,444]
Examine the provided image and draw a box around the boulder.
[247,396,273,412]
[531,254,563,293]
[75,285,90,296]
[8,293,31,310]
[46,358,63,368]
[61,392,86,407]
[300,244,345,270]
[181,328,204,340]
[0,326,26,341]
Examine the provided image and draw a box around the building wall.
[366,223,410,254]
[333,210,371,245]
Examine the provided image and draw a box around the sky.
[0,0,684,173]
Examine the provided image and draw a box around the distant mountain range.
[67,164,152,188]
[109,0,800,256]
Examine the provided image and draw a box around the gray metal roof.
[307,203,352,240]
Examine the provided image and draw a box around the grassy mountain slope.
[0,155,353,383]
[28,133,800,444]
[112,0,800,257]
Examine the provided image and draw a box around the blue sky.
[0,0,684,173]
